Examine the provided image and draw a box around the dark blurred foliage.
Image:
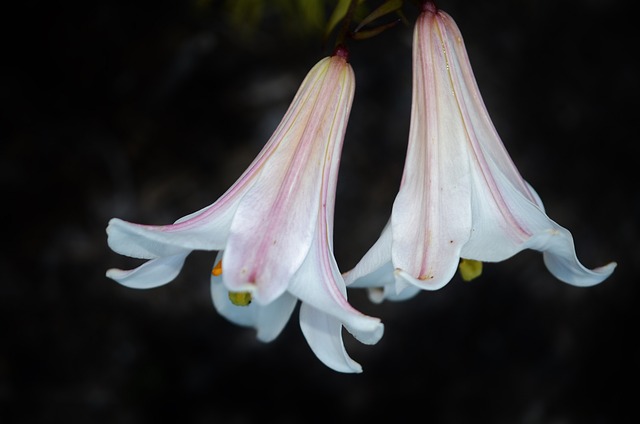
[1,0,639,423]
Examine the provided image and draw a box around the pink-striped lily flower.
[106,51,383,373]
[345,2,616,301]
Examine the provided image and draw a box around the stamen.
[228,291,252,306]
[211,260,223,276]
[459,259,483,281]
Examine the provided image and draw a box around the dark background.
[2,0,638,423]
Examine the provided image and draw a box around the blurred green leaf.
[297,0,325,31]
[355,0,403,33]
[224,0,265,33]
[324,0,352,42]
[351,18,400,40]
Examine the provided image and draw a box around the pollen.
[459,259,483,281]
[228,291,252,306]
[211,260,223,277]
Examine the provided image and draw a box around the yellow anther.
[228,291,252,306]
[212,260,223,277]
[458,259,483,281]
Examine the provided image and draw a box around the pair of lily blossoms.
[106,3,616,373]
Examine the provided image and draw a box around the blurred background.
[2,0,638,422]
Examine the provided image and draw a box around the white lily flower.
[345,2,616,301]
[106,51,383,373]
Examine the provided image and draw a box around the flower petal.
[288,228,383,347]
[210,253,297,342]
[223,56,357,304]
[366,280,422,304]
[425,8,616,286]
[438,10,538,204]
[390,10,474,291]
[106,252,189,289]
[343,223,421,303]
[460,165,550,261]
[535,227,617,286]
[343,220,393,287]
[211,282,298,342]
[106,199,238,260]
[423,8,545,262]
[299,302,364,373]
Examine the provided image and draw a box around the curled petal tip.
[543,248,617,287]
[105,254,188,289]
[355,320,384,346]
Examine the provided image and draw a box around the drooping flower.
[344,2,616,301]
[106,50,383,373]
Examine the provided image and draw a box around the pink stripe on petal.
[223,57,356,304]
[391,11,472,290]
[435,11,536,241]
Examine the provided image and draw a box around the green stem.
[335,0,358,49]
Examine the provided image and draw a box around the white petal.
[222,56,356,305]
[210,252,297,342]
[388,275,422,301]
[363,280,422,304]
[438,10,538,204]
[348,260,395,295]
[106,199,236,260]
[460,165,550,261]
[390,12,473,291]
[516,186,617,287]
[534,226,617,287]
[343,221,393,287]
[431,8,616,285]
[106,253,189,289]
[288,231,383,346]
[299,302,363,373]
